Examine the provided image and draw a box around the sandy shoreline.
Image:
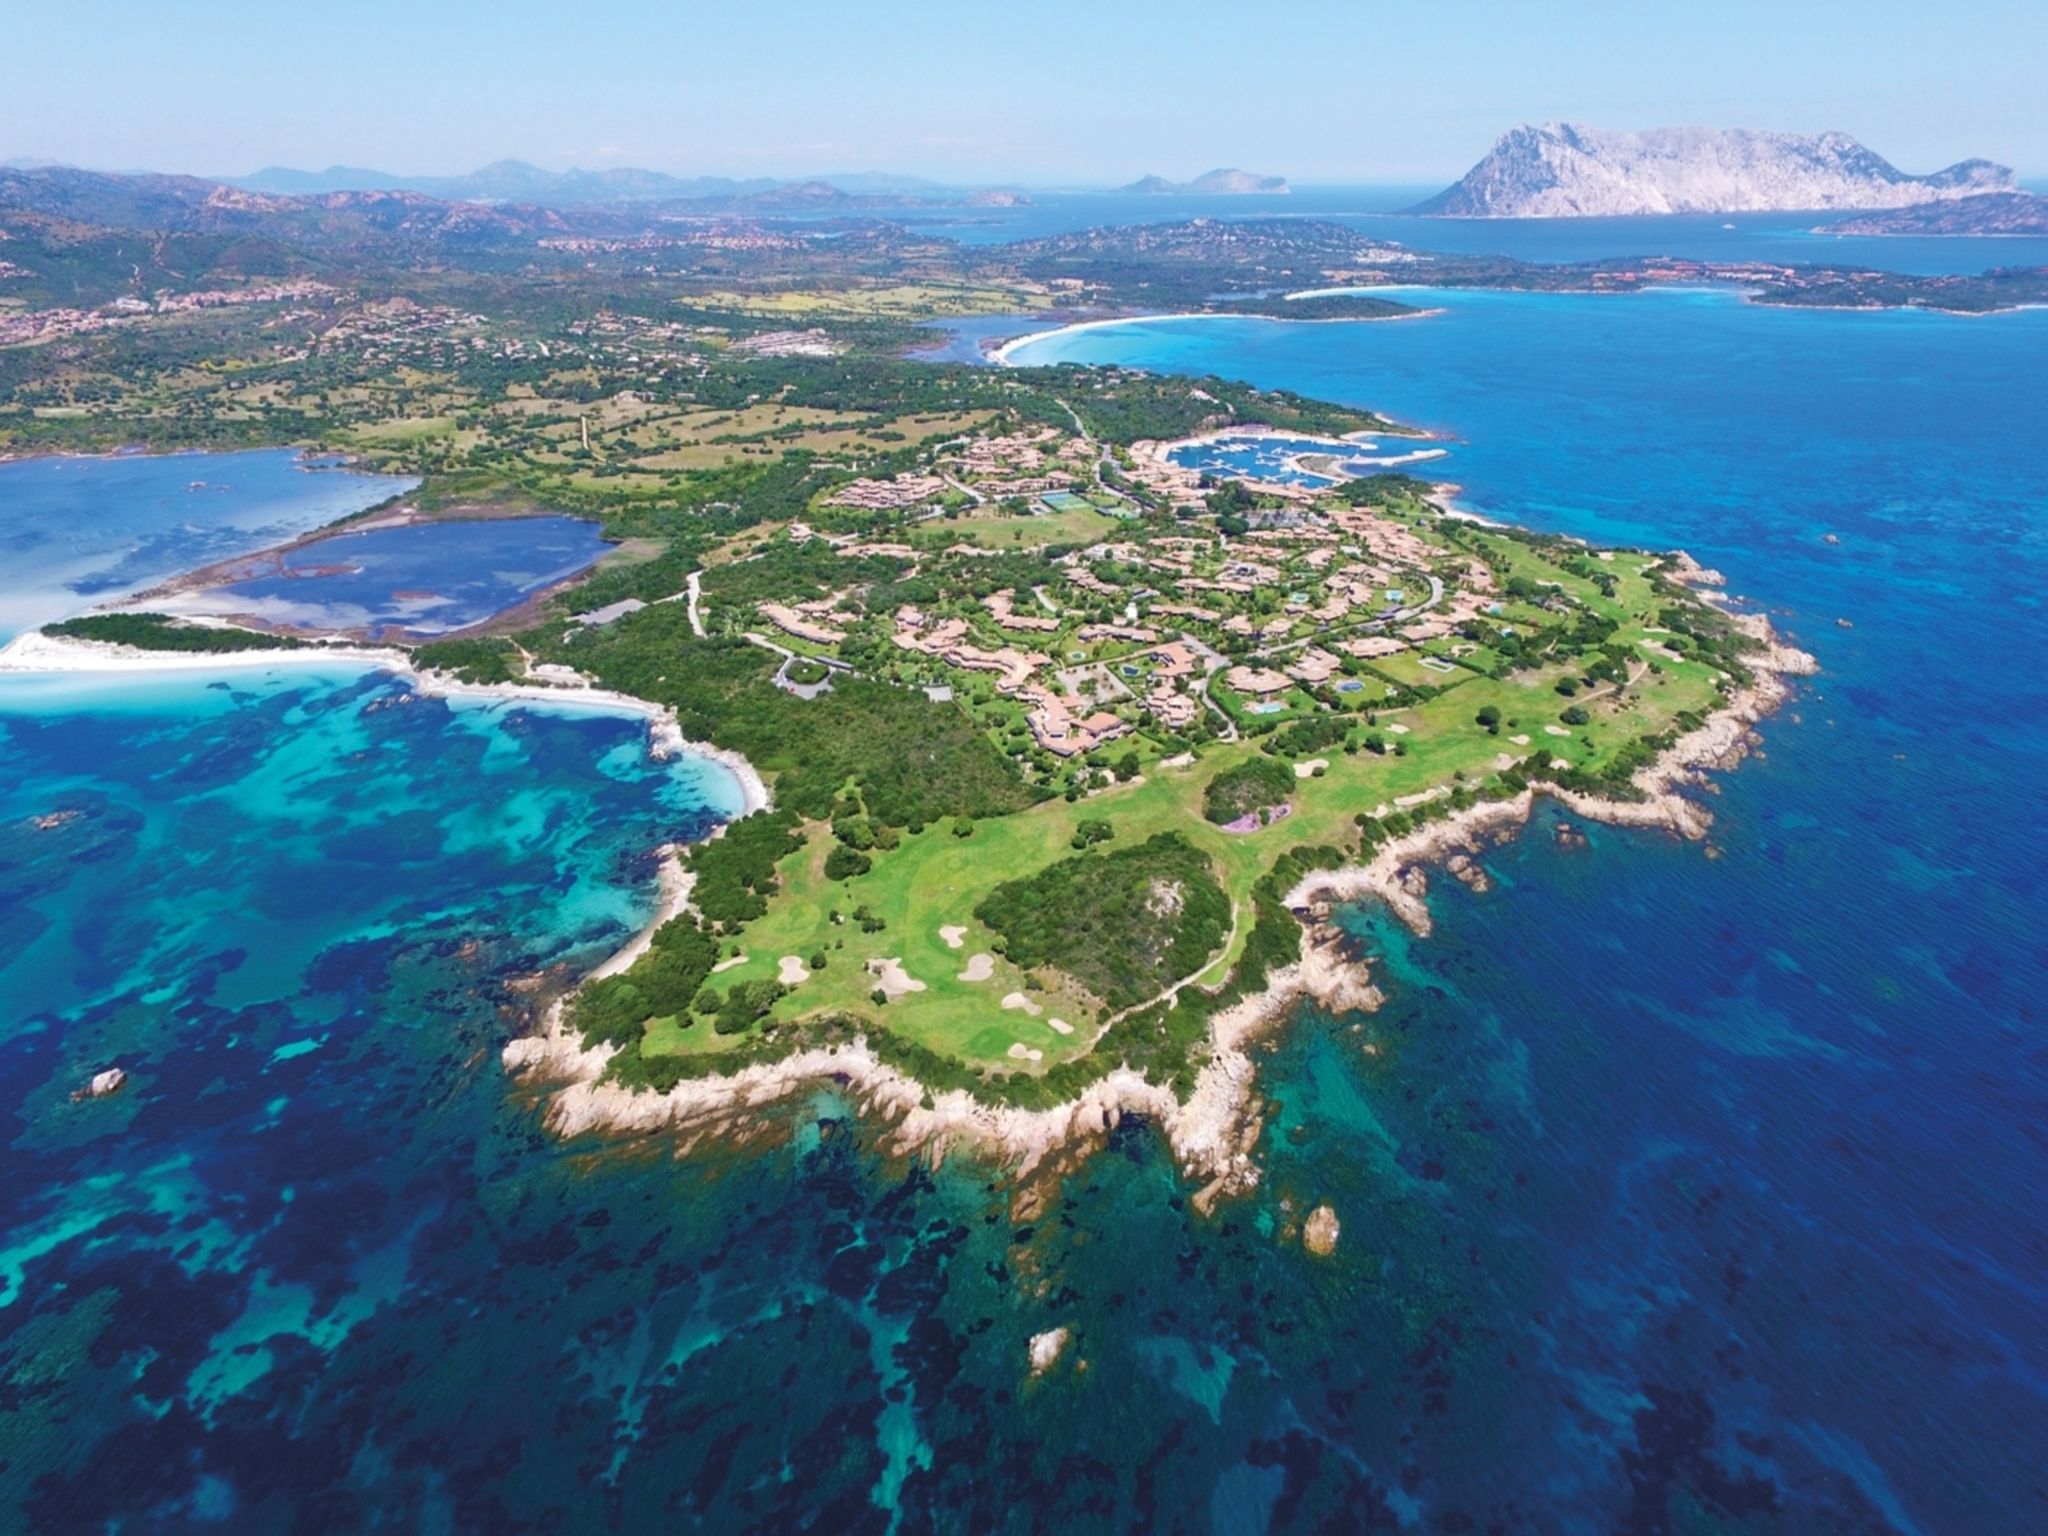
[506,603,1814,1202]
[0,629,772,820]
[989,305,1441,367]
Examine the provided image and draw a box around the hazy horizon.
[7,0,2044,184]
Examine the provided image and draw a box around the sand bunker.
[777,955,809,986]
[1001,991,1043,1017]
[939,924,967,950]
[1510,733,1531,745]
[1387,723,1411,735]
[1006,1042,1045,1062]
[1545,724,1573,737]
[1047,1018,1074,1035]
[958,953,995,983]
[1293,757,1328,779]
[711,954,748,974]
[866,957,927,1000]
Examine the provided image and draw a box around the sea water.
[0,450,417,643]
[200,514,615,637]
[3,292,2045,1529]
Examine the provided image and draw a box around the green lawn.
[643,627,1723,1074]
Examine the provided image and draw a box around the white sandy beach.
[989,305,1442,367]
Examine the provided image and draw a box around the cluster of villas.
[711,423,1545,772]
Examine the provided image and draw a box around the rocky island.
[1408,121,2016,217]
[1118,168,1291,196]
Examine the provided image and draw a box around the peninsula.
[2,321,1814,1199]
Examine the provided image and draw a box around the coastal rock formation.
[1303,1205,1340,1257]
[1409,123,2014,217]
[77,1067,127,1099]
[1028,1327,1070,1376]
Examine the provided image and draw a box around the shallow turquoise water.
[0,450,416,642]
[3,290,2045,1531]
[211,514,614,637]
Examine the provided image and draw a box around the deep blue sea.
[4,278,2046,1531]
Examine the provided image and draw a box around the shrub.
[1201,757,1296,825]
[824,845,872,880]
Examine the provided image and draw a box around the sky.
[7,0,2045,184]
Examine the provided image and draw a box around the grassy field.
[643,602,1724,1073]
[932,502,1128,549]
[690,283,1049,320]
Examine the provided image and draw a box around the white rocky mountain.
[1408,123,2014,217]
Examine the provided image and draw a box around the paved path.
[743,632,857,698]
[684,570,706,636]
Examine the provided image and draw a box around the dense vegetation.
[974,833,1230,1011]
[1201,757,1298,825]
[547,605,1040,827]
[45,613,308,652]
[411,636,521,684]
[686,810,806,931]
[571,914,722,1049]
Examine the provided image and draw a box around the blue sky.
[8,0,2044,182]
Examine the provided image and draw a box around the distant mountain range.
[1408,124,2016,217]
[1117,169,1290,196]
[226,160,956,205]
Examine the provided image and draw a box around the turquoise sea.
[4,281,2046,1530]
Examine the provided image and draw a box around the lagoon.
[0,450,416,643]
[190,513,614,638]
